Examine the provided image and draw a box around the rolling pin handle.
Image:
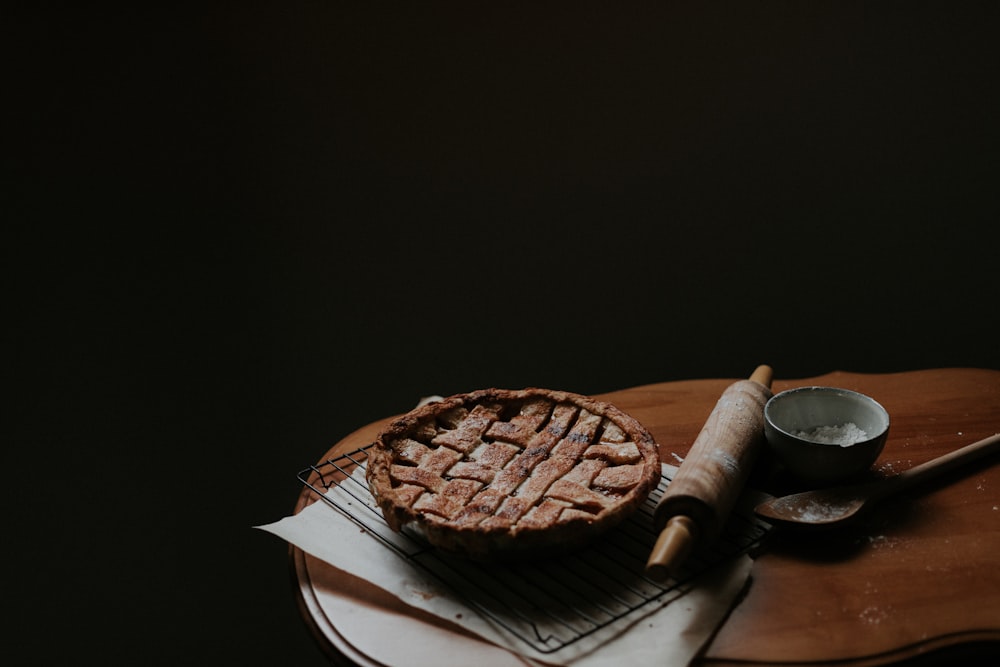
[645,515,697,581]
[749,364,773,389]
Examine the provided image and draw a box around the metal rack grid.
[299,445,770,655]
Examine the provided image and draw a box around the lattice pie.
[366,388,661,559]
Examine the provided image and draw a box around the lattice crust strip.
[366,388,661,560]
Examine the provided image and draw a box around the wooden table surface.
[290,368,1000,665]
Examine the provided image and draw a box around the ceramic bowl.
[763,386,890,484]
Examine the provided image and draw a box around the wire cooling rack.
[298,445,771,655]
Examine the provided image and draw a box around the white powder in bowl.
[794,422,869,446]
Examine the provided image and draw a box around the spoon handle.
[879,433,1000,498]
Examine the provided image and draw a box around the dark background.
[7,3,999,665]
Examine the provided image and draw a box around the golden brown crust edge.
[365,387,661,560]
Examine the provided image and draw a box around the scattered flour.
[794,422,869,446]
[865,534,903,550]
[859,605,892,625]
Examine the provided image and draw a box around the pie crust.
[365,387,661,559]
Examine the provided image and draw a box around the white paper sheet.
[258,463,766,666]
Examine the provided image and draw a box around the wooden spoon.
[754,432,1000,528]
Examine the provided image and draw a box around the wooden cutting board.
[291,368,1000,665]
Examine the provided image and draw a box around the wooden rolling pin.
[646,364,774,581]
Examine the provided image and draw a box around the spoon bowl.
[754,484,874,527]
[754,433,1000,528]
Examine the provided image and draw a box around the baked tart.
[366,388,661,560]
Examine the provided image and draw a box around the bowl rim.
[764,385,890,445]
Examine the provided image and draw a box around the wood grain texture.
[292,368,1000,665]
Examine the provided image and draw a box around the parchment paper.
[258,463,763,666]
